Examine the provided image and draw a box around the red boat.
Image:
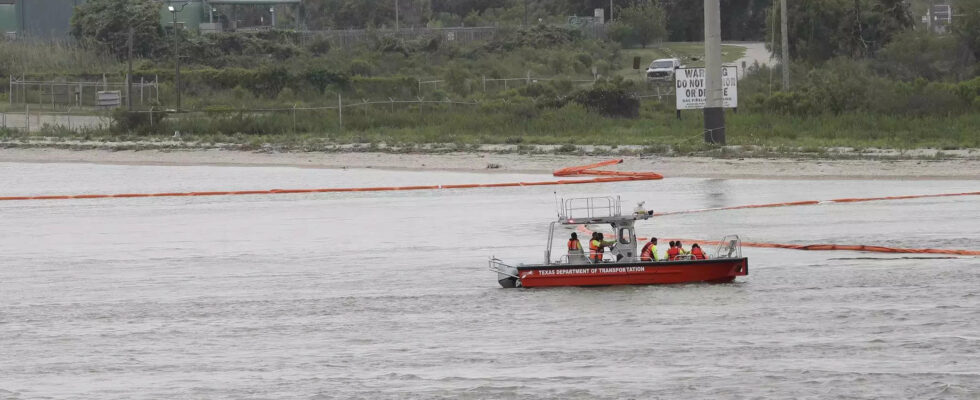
[490,196,748,288]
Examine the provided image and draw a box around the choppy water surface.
[1,162,978,399]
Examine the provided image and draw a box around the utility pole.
[127,28,134,110]
[168,3,187,111]
[395,0,400,30]
[703,0,725,144]
[609,0,614,21]
[780,0,790,89]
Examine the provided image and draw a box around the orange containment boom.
[673,238,980,257]
[655,192,980,216]
[578,226,980,256]
[0,159,663,202]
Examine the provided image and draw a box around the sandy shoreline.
[2,147,978,180]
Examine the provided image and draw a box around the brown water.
[1,162,978,399]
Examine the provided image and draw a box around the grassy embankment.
[1,37,977,154]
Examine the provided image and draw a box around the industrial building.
[0,0,301,40]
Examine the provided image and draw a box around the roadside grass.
[0,40,121,76]
[22,101,974,155]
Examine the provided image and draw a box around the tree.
[611,2,666,48]
[952,0,980,61]
[70,0,163,58]
[767,0,914,64]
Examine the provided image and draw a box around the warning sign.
[675,66,738,110]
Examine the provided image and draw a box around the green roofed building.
[161,0,304,34]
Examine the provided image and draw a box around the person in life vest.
[691,243,707,260]
[677,241,689,256]
[567,232,587,263]
[589,232,615,263]
[666,241,681,260]
[640,237,659,261]
[568,233,583,253]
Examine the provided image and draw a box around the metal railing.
[9,75,161,108]
[488,257,519,279]
[561,196,621,220]
[714,235,742,259]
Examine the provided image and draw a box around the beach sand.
[2,147,978,180]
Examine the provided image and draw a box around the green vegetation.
[1,0,979,155]
[608,2,667,48]
[70,0,165,58]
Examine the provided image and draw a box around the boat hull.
[514,258,748,288]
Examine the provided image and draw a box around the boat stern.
[489,257,520,288]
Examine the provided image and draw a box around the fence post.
[482,75,486,92]
[25,103,29,132]
[140,77,145,106]
[8,75,12,105]
[149,107,154,128]
[526,70,531,85]
[417,96,423,118]
[418,79,422,97]
[292,103,297,133]
[389,97,394,113]
[338,93,343,131]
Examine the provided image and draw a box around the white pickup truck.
[646,58,684,82]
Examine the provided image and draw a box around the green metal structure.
[0,3,17,35]
[160,1,206,32]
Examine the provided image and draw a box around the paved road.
[726,41,773,79]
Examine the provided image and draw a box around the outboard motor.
[489,258,520,288]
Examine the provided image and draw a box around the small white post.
[338,93,343,130]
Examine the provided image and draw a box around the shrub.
[306,37,332,56]
[349,59,374,76]
[111,109,166,134]
[571,87,639,118]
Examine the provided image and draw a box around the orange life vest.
[589,239,604,262]
[691,247,706,260]
[666,247,680,260]
[568,239,581,251]
[640,242,657,261]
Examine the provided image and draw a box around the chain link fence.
[1,78,679,134]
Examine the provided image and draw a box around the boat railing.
[555,253,604,264]
[561,196,621,220]
[674,253,695,261]
[714,235,742,258]
[488,257,519,278]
